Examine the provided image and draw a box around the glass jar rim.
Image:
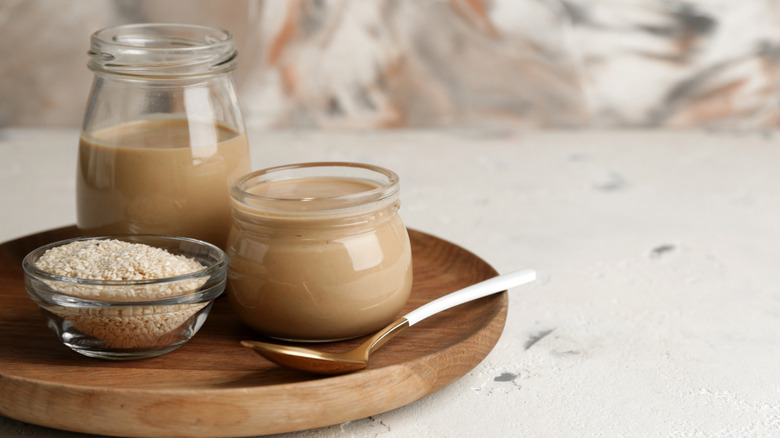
[88,23,237,77]
[231,162,400,219]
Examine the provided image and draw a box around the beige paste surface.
[76,118,250,248]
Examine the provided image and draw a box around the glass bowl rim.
[22,234,227,288]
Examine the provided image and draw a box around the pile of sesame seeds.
[35,239,204,282]
[33,239,210,349]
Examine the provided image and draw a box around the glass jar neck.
[231,200,401,237]
[230,162,402,231]
[88,23,237,78]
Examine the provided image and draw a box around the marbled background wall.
[2,0,780,130]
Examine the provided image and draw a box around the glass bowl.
[22,235,227,360]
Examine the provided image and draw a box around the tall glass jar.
[227,162,413,342]
[76,24,251,249]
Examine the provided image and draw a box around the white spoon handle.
[403,269,536,326]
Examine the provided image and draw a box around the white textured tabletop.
[2,128,780,437]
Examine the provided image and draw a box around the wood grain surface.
[0,226,507,437]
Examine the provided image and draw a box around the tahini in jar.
[76,24,250,249]
[226,162,413,342]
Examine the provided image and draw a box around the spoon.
[241,269,536,375]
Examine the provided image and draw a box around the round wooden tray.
[0,226,507,437]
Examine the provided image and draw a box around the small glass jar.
[76,24,251,249]
[226,162,413,342]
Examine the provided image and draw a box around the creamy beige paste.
[76,118,250,248]
[227,177,413,341]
